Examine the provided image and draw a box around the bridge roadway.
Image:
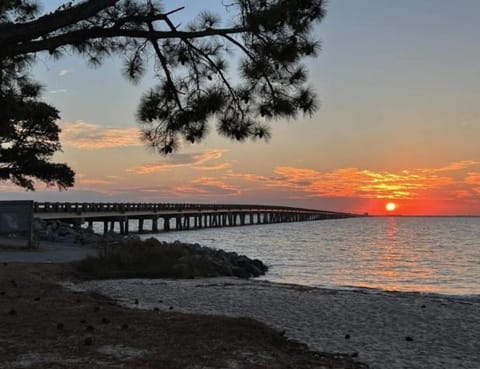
[33,202,360,234]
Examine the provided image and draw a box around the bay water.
[140,217,480,297]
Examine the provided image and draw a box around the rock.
[172,263,191,278]
[192,243,203,253]
[156,240,270,279]
[231,266,250,279]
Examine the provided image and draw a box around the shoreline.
[1,256,479,368]
[1,241,479,299]
[76,275,480,369]
[0,262,367,369]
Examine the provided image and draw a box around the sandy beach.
[0,262,367,369]
[1,242,479,369]
[76,277,480,369]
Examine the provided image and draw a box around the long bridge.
[33,202,362,235]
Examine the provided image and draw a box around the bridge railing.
[33,202,353,216]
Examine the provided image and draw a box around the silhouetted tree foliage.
[0,49,75,190]
[0,0,325,189]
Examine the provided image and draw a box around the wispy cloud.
[465,172,480,185]
[426,160,478,173]
[112,176,241,200]
[49,89,68,94]
[128,150,229,174]
[58,69,72,77]
[60,121,141,149]
[225,160,480,201]
[173,177,241,197]
[76,178,112,186]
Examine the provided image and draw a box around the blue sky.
[3,0,480,215]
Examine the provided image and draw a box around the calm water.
[139,217,480,296]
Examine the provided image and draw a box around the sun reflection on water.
[143,217,480,296]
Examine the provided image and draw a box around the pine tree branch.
[147,21,184,112]
[159,11,242,114]
[0,0,119,44]
[111,7,184,29]
[0,26,249,57]
[222,33,277,98]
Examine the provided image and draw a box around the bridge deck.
[32,202,361,234]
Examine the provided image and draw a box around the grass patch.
[75,238,222,279]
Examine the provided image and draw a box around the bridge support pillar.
[175,217,180,230]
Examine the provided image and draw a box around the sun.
[385,202,397,212]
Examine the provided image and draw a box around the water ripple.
[141,217,480,296]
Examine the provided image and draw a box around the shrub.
[75,238,267,279]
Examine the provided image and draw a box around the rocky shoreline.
[158,240,269,279]
[78,238,269,280]
[33,219,126,245]
[33,220,269,279]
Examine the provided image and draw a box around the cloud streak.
[173,177,241,198]
[225,160,480,201]
[58,69,72,77]
[49,89,68,94]
[128,150,229,174]
[60,121,141,149]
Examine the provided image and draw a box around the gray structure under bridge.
[33,202,363,235]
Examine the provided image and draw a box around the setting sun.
[385,202,397,212]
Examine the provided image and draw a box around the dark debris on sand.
[0,263,369,369]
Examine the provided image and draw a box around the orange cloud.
[465,172,480,184]
[174,177,241,198]
[225,160,480,201]
[76,178,112,186]
[427,160,478,173]
[128,150,229,174]
[60,121,141,149]
[192,163,232,171]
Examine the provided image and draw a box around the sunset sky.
[2,0,480,215]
